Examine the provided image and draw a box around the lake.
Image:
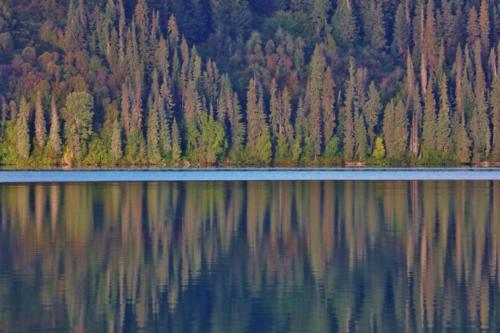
[0,171,499,331]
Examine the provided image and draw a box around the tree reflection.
[0,181,499,332]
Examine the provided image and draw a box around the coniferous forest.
[0,0,499,167]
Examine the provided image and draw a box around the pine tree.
[16,97,30,161]
[63,91,94,161]
[355,113,368,161]
[491,77,500,160]
[422,79,437,153]
[48,96,62,158]
[479,0,490,55]
[332,0,357,47]
[276,87,294,162]
[470,41,491,161]
[454,45,472,163]
[383,99,408,159]
[364,82,382,145]
[467,6,481,46]
[292,98,305,162]
[111,119,122,161]
[342,61,356,161]
[171,118,182,163]
[423,0,438,72]
[362,0,386,50]
[436,74,452,154]
[322,67,336,148]
[269,78,280,140]
[246,78,272,164]
[147,96,161,163]
[306,45,326,159]
[34,91,46,148]
[229,93,245,160]
[392,3,408,55]
[311,0,332,39]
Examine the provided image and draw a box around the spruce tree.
[422,79,437,153]
[322,67,336,148]
[16,97,31,161]
[383,99,408,159]
[48,96,62,158]
[392,3,408,55]
[342,61,356,161]
[63,92,94,161]
[111,119,122,161]
[332,0,357,48]
[306,45,326,159]
[479,0,490,55]
[364,82,382,145]
[436,74,452,154]
[467,6,481,46]
[490,76,500,162]
[34,91,46,149]
[171,118,182,163]
[311,0,332,39]
[246,78,272,164]
[454,46,472,163]
[146,96,161,163]
[362,0,386,50]
[491,77,500,160]
[471,41,491,161]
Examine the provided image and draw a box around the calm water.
[0,179,500,332]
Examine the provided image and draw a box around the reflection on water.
[0,181,499,332]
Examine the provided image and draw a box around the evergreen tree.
[392,3,408,55]
[422,79,437,153]
[63,92,94,161]
[342,61,356,161]
[311,0,332,39]
[48,96,62,158]
[111,118,122,161]
[246,78,272,164]
[454,46,472,163]
[383,99,408,159]
[306,45,326,159]
[491,77,500,160]
[467,6,481,46]
[146,96,161,163]
[364,82,382,145]
[16,97,30,161]
[171,118,182,163]
[322,67,336,148]
[361,0,386,50]
[436,74,452,154]
[479,0,490,55]
[332,0,357,47]
[34,91,46,149]
[276,87,294,162]
[470,41,491,161]
[355,113,368,161]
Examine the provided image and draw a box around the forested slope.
[0,0,499,166]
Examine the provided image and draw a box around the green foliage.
[0,0,498,168]
[372,136,385,159]
[63,92,94,162]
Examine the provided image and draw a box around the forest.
[0,0,499,166]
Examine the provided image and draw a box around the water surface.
[1,168,500,182]
[0,180,499,332]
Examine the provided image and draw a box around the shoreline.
[1,168,500,183]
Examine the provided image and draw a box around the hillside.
[0,0,499,166]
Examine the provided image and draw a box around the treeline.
[0,0,499,166]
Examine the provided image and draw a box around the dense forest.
[0,0,499,166]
